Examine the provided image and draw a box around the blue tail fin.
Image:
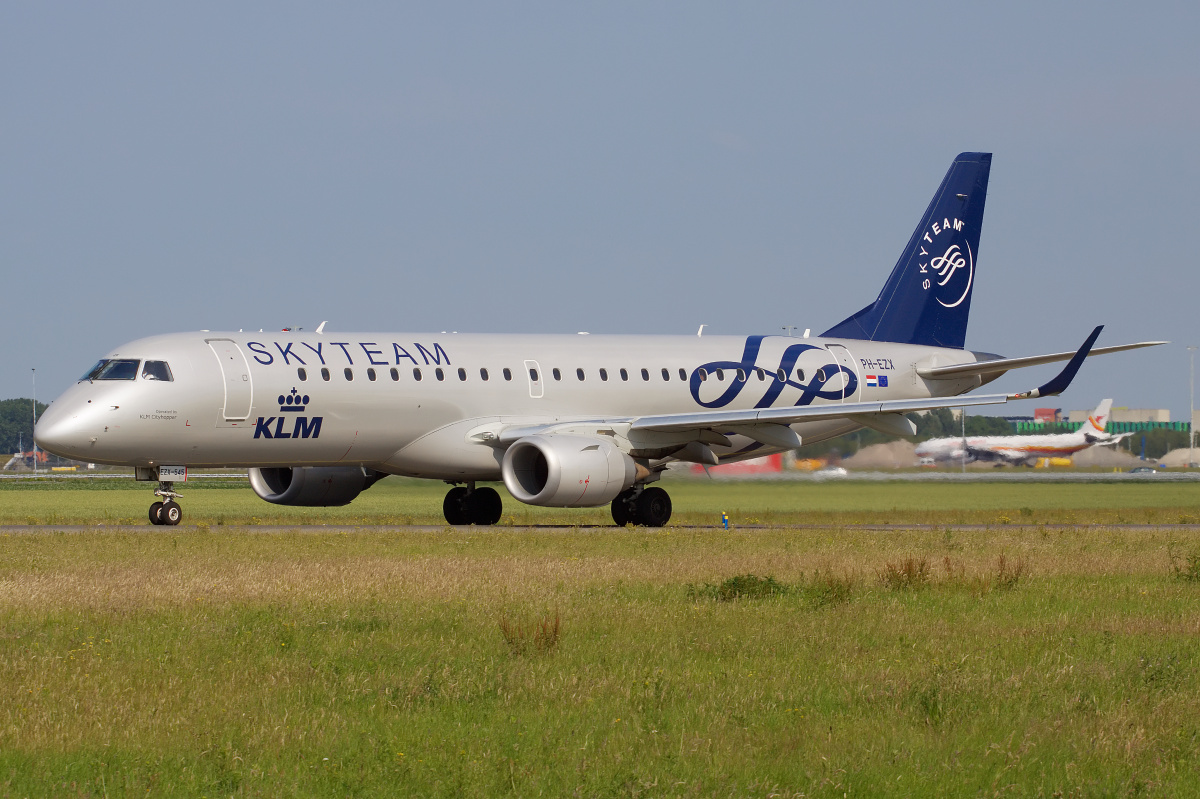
[821,152,992,348]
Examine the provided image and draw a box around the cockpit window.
[83,359,141,381]
[142,361,174,382]
[81,360,109,380]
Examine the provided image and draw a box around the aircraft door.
[825,344,859,402]
[524,360,544,399]
[206,339,254,420]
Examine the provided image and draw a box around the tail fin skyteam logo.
[254,388,322,439]
[917,217,973,309]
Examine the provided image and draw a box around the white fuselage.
[915,430,1111,465]
[35,331,987,479]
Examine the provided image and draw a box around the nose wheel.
[443,483,504,526]
[149,482,183,526]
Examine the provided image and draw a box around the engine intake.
[501,435,636,507]
[248,466,385,506]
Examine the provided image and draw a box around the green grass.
[3,476,1200,526]
[3,522,1200,795]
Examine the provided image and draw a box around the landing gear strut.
[611,486,672,527]
[149,481,183,526]
[443,482,504,526]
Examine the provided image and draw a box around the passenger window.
[620,368,629,381]
[344,368,353,381]
[756,368,765,381]
[641,368,649,381]
[816,368,826,382]
[698,368,708,382]
[367,368,377,381]
[777,368,786,382]
[413,368,422,381]
[679,368,686,381]
[552,368,561,381]
[321,368,331,381]
[661,368,669,381]
[436,368,445,381]
[458,368,467,381]
[600,368,608,381]
[736,369,746,382]
[796,369,805,381]
[503,368,512,381]
[142,361,173,382]
[298,367,308,382]
[529,368,538,382]
[716,369,725,381]
[390,368,399,381]
[480,368,489,381]
[576,368,585,381]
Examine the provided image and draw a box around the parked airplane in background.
[35,153,1164,526]
[914,398,1133,466]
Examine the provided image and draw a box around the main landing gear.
[443,482,504,526]
[611,486,672,527]
[148,481,183,526]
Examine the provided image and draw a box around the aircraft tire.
[470,487,503,525]
[635,487,672,527]
[161,501,182,526]
[443,487,472,525]
[149,501,164,525]
[611,489,637,526]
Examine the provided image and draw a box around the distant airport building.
[1018,405,1184,435]
[1067,407,1171,424]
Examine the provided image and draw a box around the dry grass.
[2,523,1200,795]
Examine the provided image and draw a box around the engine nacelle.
[248,466,385,507]
[501,434,636,507]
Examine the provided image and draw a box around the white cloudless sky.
[3,3,1197,417]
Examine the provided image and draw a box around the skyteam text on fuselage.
[35,153,1165,526]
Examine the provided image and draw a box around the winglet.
[1008,325,1102,400]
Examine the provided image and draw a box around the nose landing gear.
[443,482,504,526]
[149,482,183,526]
[611,485,672,527]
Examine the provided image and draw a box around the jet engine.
[248,466,386,506]
[501,434,636,507]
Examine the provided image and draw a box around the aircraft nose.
[34,403,90,458]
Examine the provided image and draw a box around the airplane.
[914,398,1134,466]
[34,153,1165,527]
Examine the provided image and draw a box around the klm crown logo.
[254,388,322,440]
[279,387,309,412]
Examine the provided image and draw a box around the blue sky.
[3,3,1197,417]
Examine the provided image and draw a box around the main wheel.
[611,489,637,526]
[443,486,472,525]
[470,487,503,525]
[149,501,164,525]
[635,487,672,527]
[161,501,182,526]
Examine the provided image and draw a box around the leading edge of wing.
[629,394,1012,434]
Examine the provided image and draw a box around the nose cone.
[34,400,91,459]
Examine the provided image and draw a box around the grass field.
[3,475,1200,527]
[3,482,1200,796]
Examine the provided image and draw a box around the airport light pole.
[31,369,37,474]
[1190,346,1197,468]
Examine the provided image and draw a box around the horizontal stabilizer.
[918,339,1168,380]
